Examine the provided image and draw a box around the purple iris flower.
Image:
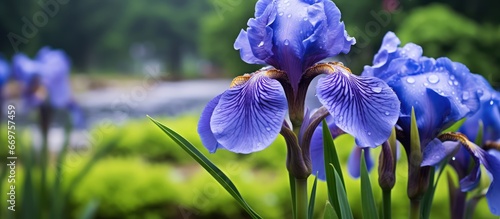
[234,0,355,92]
[362,31,480,150]
[12,47,84,127]
[198,0,401,159]
[363,31,500,215]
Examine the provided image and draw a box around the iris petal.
[210,73,288,153]
[421,140,459,167]
[347,146,374,178]
[484,150,500,215]
[37,48,72,108]
[197,95,222,153]
[316,64,400,147]
[309,116,345,180]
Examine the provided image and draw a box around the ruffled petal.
[316,63,400,147]
[309,116,345,180]
[236,0,354,90]
[234,30,268,65]
[197,95,222,153]
[347,146,373,178]
[210,73,288,153]
[421,139,459,166]
[459,75,500,144]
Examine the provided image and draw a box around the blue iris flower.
[198,0,401,158]
[12,47,84,127]
[363,31,500,215]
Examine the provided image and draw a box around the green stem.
[40,129,49,210]
[294,178,308,219]
[410,199,421,219]
[382,189,392,219]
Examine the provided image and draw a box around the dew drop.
[371,87,383,93]
[338,116,343,121]
[303,17,308,21]
[278,12,284,16]
[287,14,292,18]
[452,157,456,161]
[284,39,290,46]
[477,89,484,97]
[448,80,453,86]
[266,127,271,131]
[453,81,459,86]
[367,132,372,136]
[491,100,495,105]
[462,91,470,100]
[450,75,455,80]
[406,77,415,84]
[424,82,429,87]
[258,41,264,47]
[427,74,439,84]
[385,111,390,116]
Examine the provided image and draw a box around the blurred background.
[0,0,499,218]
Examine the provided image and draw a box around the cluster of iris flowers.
[150,0,500,218]
[1,46,82,127]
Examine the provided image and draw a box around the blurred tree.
[199,0,260,76]
[396,4,500,86]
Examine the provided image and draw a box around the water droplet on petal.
[491,100,495,105]
[477,89,484,97]
[385,111,390,116]
[450,75,455,80]
[452,157,456,161]
[453,81,459,86]
[371,87,382,93]
[258,41,264,47]
[406,77,415,84]
[303,17,308,21]
[367,132,372,136]
[462,91,470,100]
[266,127,271,131]
[287,14,292,18]
[427,74,439,84]
[424,82,429,86]
[338,116,343,121]
[448,80,453,86]
[278,12,284,16]
[284,39,290,46]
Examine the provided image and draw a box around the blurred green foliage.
[396,4,500,87]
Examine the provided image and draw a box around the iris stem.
[382,189,392,219]
[410,199,421,219]
[294,178,308,219]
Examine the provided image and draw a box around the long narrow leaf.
[149,117,262,219]
[322,120,344,216]
[332,165,353,219]
[308,175,318,219]
[78,199,100,219]
[360,150,378,219]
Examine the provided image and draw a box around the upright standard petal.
[208,72,288,153]
[459,75,500,144]
[235,0,355,90]
[315,63,400,147]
